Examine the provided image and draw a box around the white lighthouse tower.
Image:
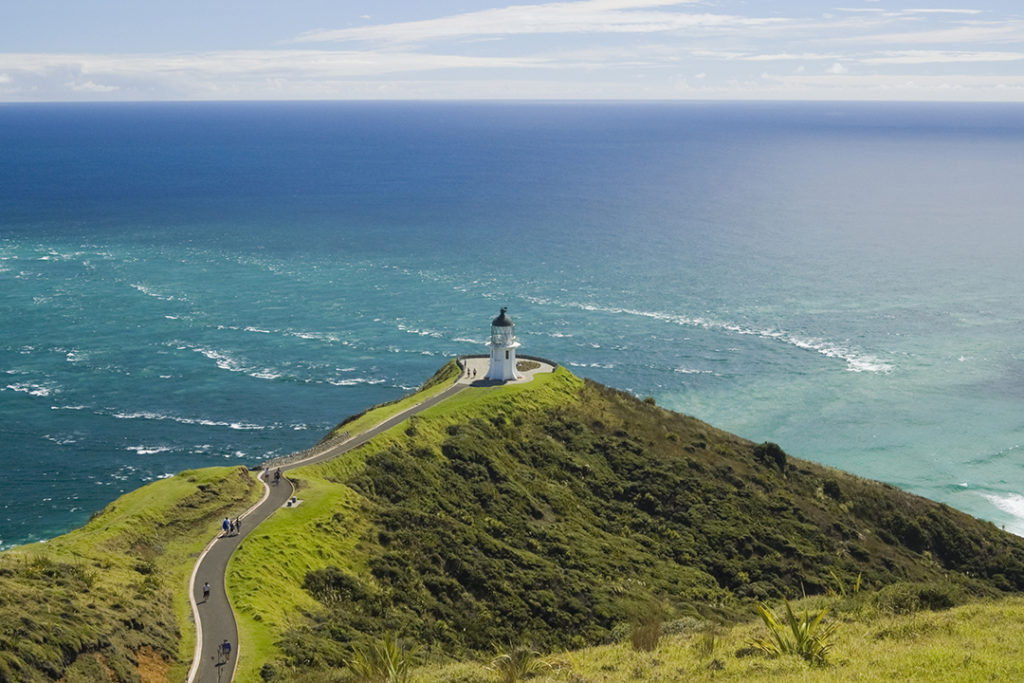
[486,307,521,382]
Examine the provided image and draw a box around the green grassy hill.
[224,362,1024,680]
[3,360,1024,682]
[0,466,260,682]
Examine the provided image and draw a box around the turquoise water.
[3,101,1024,548]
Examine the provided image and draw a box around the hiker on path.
[234,517,241,534]
[273,468,281,484]
[229,519,235,535]
[221,518,230,536]
[218,639,232,663]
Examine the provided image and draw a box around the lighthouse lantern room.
[486,307,521,382]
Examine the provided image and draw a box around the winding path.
[186,357,554,682]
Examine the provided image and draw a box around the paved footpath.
[187,357,555,682]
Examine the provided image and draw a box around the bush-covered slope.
[0,466,260,683]
[246,366,1024,678]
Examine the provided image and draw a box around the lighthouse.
[485,307,521,382]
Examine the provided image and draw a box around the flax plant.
[751,599,838,666]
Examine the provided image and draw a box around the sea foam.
[529,297,894,374]
[983,494,1024,536]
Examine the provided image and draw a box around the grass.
[0,466,261,682]
[321,360,463,441]
[229,471,371,680]
[226,363,1024,680]
[227,366,582,679]
[415,594,1024,682]
[16,359,1024,683]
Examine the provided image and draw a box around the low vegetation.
[418,594,1024,681]
[751,599,837,665]
[0,466,260,682]
[6,360,1024,682]
[225,362,1024,680]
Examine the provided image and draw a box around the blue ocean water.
[2,101,1024,549]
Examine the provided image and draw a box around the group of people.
[203,465,286,670]
[221,516,242,537]
[197,583,232,664]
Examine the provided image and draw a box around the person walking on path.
[273,468,281,484]
[202,581,210,602]
[218,639,231,663]
[221,517,230,537]
[234,517,241,534]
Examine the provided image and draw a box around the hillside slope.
[0,466,260,683]
[229,363,1024,679]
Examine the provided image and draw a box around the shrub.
[489,644,549,683]
[823,479,843,501]
[630,612,662,652]
[873,582,962,615]
[753,442,787,472]
[347,634,418,683]
[693,631,717,659]
[751,599,837,666]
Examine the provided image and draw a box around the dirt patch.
[137,646,170,683]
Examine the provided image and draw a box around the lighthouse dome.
[492,307,513,327]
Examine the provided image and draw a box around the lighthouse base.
[486,346,520,382]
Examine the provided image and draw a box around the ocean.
[2,101,1023,549]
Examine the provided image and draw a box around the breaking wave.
[111,410,268,430]
[525,296,893,374]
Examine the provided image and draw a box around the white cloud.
[743,52,843,62]
[844,22,1024,46]
[827,62,848,74]
[863,50,1024,64]
[902,8,983,15]
[293,0,778,45]
[69,80,120,92]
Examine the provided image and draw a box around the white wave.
[289,330,340,342]
[534,298,893,374]
[65,350,86,363]
[190,345,243,372]
[674,367,715,375]
[43,434,77,445]
[567,361,616,369]
[215,324,341,344]
[452,337,486,345]
[130,283,181,301]
[250,370,282,380]
[182,344,282,380]
[112,410,267,430]
[325,377,387,387]
[396,323,444,338]
[50,404,88,411]
[4,382,55,397]
[126,445,172,455]
[983,493,1024,536]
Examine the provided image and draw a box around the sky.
[2,1,1024,102]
